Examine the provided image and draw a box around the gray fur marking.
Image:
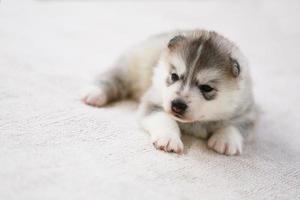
[143,103,163,116]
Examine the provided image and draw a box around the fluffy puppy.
[82,30,256,156]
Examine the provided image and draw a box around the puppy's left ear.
[168,35,185,50]
[230,58,240,77]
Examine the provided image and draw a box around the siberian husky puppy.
[82,30,256,156]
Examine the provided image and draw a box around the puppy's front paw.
[208,126,243,156]
[81,87,108,107]
[152,136,183,154]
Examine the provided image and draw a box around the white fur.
[208,126,243,156]
[81,85,108,107]
[139,110,183,154]
[169,54,187,76]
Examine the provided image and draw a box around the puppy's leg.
[138,101,183,154]
[207,126,243,156]
[82,65,129,107]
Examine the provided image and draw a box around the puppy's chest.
[178,122,209,139]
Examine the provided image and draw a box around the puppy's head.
[160,31,249,123]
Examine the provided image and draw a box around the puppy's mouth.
[169,112,194,123]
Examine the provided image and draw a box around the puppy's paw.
[152,136,183,154]
[208,126,243,156]
[81,86,108,107]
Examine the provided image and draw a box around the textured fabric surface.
[0,1,300,200]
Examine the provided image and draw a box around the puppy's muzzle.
[171,99,187,115]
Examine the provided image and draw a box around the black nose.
[171,99,187,115]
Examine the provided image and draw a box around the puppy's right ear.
[168,35,185,50]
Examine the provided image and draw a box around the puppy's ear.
[168,35,185,50]
[230,58,240,77]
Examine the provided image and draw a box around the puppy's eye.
[199,84,213,93]
[171,73,179,82]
